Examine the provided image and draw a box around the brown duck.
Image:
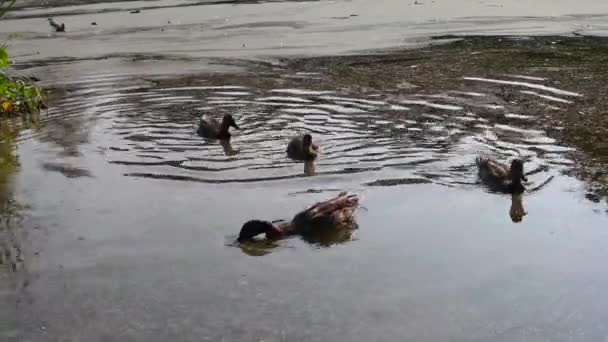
[476,156,527,194]
[238,192,359,242]
[197,114,240,140]
[286,133,319,161]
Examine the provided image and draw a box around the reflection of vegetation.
[0,0,40,273]
[0,114,27,273]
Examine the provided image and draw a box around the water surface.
[2,1,608,340]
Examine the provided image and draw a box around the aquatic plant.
[1,0,45,119]
[0,0,42,173]
[0,0,16,18]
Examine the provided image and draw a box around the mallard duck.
[237,192,359,242]
[48,18,65,32]
[286,134,319,161]
[476,156,527,194]
[197,114,240,140]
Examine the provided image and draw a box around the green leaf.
[0,48,8,68]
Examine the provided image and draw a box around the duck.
[286,133,320,161]
[476,156,528,194]
[48,18,65,32]
[197,114,240,140]
[237,192,359,243]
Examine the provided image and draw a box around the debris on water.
[47,18,65,32]
[414,0,422,4]
[130,10,141,14]
[109,147,129,152]
[91,22,97,26]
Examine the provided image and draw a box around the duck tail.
[307,192,359,218]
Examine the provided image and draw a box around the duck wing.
[291,192,359,233]
[286,136,318,161]
[197,116,221,137]
[286,136,304,159]
[476,156,509,179]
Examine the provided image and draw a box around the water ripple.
[38,73,583,189]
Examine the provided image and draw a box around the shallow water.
[3,1,608,341]
[4,0,608,66]
[2,50,608,341]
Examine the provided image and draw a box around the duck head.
[238,220,282,242]
[222,114,240,130]
[302,133,313,148]
[510,159,527,182]
[302,133,318,160]
[507,159,527,194]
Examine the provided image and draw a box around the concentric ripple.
[39,71,581,188]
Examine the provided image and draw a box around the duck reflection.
[219,139,239,156]
[304,159,316,176]
[509,192,527,223]
[235,192,360,255]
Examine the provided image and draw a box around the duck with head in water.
[237,192,359,243]
[476,155,528,194]
[286,133,319,161]
[197,113,240,140]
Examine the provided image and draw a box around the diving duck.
[476,156,528,194]
[48,18,66,32]
[197,114,240,140]
[286,133,319,161]
[237,192,359,242]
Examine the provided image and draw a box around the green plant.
[0,0,16,18]
[0,0,42,181]
[0,0,45,118]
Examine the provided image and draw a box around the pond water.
[2,1,608,341]
[1,53,607,342]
